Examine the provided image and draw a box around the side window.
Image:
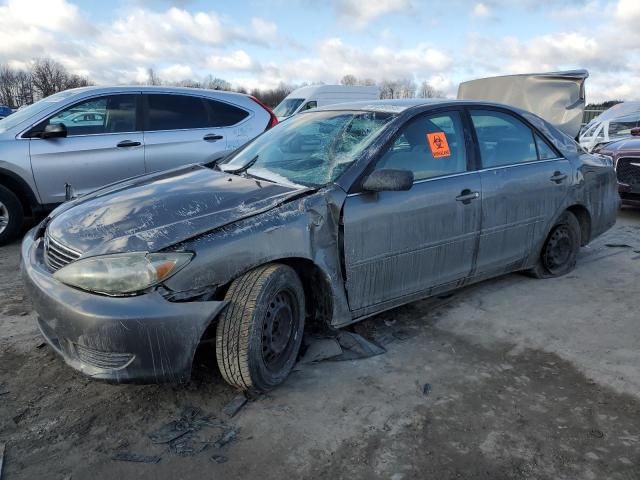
[300,101,317,112]
[376,111,467,181]
[146,94,208,131]
[205,99,249,127]
[535,133,558,160]
[470,110,537,168]
[46,95,137,136]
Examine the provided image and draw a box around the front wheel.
[527,211,581,278]
[0,185,24,246]
[216,263,305,392]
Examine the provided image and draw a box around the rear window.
[205,99,249,127]
[146,94,208,131]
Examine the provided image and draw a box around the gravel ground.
[1,209,639,480]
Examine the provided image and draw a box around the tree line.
[0,58,91,108]
[0,56,445,110]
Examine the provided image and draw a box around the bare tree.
[397,78,416,98]
[31,58,69,97]
[418,81,444,98]
[146,68,162,86]
[340,74,357,86]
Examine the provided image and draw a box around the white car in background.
[273,85,379,120]
[579,101,640,152]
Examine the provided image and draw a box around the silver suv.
[0,86,278,244]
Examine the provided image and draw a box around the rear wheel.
[216,263,305,392]
[0,185,24,246]
[528,211,581,278]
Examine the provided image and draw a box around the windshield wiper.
[223,155,259,175]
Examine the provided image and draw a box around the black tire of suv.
[0,185,24,246]
[216,263,305,392]
[527,211,581,279]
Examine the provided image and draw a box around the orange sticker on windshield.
[427,132,451,158]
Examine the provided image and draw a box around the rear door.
[342,109,482,314]
[29,94,144,204]
[469,108,571,277]
[142,93,250,173]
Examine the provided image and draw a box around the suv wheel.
[0,185,24,246]
[528,211,581,278]
[216,263,305,392]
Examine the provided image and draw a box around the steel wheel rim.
[0,201,8,235]
[261,289,299,372]
[543,225,573,272]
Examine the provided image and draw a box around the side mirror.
[361,169,414,192]
[631,127,640,137]
[41,123,67,139]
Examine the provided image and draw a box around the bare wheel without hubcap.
[262,289,300,373]
[542,224,574,274]
[527,211,581,278]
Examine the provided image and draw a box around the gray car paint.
[22,99,618,383]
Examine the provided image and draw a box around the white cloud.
[473,3,490,17]
[0,0,639,104]
[207,50,258,72]
[334,0,412,28]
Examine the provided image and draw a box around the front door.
[469,108,571,276]
[29,94,144,204]
[342,110,482,313]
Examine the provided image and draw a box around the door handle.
[550,171,567,183]
[455,189,480,204]
[116,140,141,148]
[203,134,224,142]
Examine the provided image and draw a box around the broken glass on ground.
[146,406,230,458]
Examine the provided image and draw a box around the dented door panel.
[342,172,482,313]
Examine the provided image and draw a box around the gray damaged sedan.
[22,99,618,391]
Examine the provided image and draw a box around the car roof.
[61,85,250,99]
[312,98,510,113]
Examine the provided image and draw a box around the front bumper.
[21,229,226,384]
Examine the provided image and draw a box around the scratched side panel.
[342,173,482,312]
[475,158,572,276]
[164,188,353,326]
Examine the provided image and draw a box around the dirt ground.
[1,209,639,480]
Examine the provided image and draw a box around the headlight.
[53,252,193,295]
[597,153,614,167]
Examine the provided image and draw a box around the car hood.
[597,137,640,155]
[46,165,306,256]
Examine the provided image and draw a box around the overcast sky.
[0,0,637,102]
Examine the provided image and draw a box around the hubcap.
[543,225,573,272]
[0,201,9,235]
[261,290,298,372]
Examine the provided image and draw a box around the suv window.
[470,110,538,167]
[146,94,208,131]
[376,111,467,181]
[205,99,249,127]
[44,95,137,136]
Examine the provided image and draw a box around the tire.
[0,185,24,246]
[527,211,581,279]
[216,263,305,392]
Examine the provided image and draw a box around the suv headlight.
[53,252,193,295]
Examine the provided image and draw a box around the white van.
[273,85,379,120]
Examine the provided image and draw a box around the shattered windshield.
[220,110,396,187]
